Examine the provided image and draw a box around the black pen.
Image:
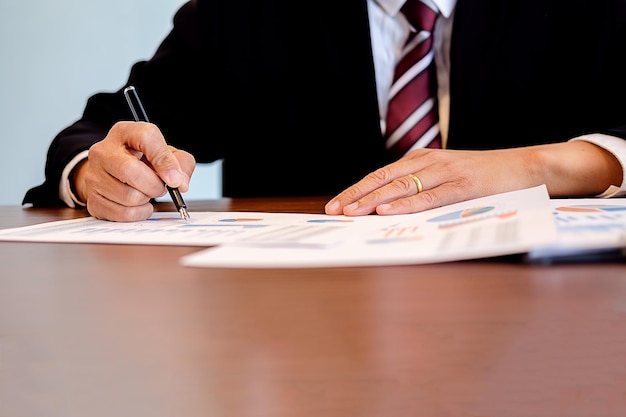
[123,85,190,222]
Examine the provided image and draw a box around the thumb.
[146,150,186,188]
[132,124,186,188]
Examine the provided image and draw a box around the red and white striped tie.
[384,0,441,158]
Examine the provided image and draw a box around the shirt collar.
[376,0,455,18]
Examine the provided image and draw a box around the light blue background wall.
[0,0,221,206]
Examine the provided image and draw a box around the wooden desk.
[1,198,625,417]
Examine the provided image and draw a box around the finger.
[375,184,464,215]
[120,121,188,189]
[325,163,408,215]
[341,172,431,216]
[138,146,194,193]
[171,147,196,193]
[174,147,196,176]
[86,188,156,222]
[83,165,166,218]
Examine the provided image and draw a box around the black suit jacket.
[24,0,626,206]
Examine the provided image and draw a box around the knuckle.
[125,186,153,206]
[87,142,105,160]
[150,151,173,170]
[133,121,157,138]
[85,197,106,220]
[393,176,414,194]
[418,190,437,207]
[366,188,388,203]
[369,167,393,184]
[116,158,136,185]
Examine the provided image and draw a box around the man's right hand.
[72,121,195,222]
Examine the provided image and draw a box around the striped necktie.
[384,0,441,158]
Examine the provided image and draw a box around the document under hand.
[180,185,556,268]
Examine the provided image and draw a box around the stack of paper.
[2,185,624,268]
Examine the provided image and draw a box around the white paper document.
[0,209,390,247]
[180,185,557,268]
[0,185,562,267]
[526,197,626,263]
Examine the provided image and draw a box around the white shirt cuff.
[570,134,626,198]
[59,150,89,208]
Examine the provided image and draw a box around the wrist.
[533,141,622,197]
[69,159,89,207]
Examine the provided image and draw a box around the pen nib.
[179,207,191,222]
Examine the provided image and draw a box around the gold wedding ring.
[408,174,423,194]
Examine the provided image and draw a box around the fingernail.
[345,202,359,211]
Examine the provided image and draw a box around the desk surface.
[1,198,626,417]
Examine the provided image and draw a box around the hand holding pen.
[70,88,195,222]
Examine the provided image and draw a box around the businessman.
[24,0,626,221]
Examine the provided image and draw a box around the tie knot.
[401,0,438,32]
